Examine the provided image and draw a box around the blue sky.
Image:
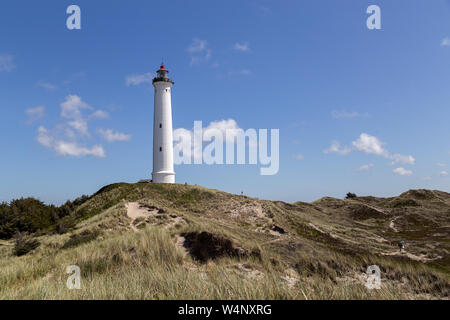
[1,0,449,204]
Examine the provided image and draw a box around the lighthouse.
[152,63,175,183]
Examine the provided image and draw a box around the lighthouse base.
[152,171,175,184]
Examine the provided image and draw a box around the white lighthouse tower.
[152,63,175,183]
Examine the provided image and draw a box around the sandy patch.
[389,217,400,232]
[236,263,264,281]
[281,268,299,289]
[125,202,157,231]
[380,250,442,263]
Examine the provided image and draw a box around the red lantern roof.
[158,65,168,72]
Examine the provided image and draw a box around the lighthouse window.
[159,123,162,128]
[159,147,162,152]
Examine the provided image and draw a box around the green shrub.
[62,230,100,249]
[13,232,40,256]
[388,198,420,208]
[56,216,76,234]
[0,195,91,240]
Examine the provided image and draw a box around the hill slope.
[0,183,449,299]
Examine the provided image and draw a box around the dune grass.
[0,183,448,300]
[0,223,446,300]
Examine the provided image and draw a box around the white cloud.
[33,95,121,158]
[60,95,90,119]
[437,162,447,167]
[37,126,53,148]
[331,110,369,119]
[36,80,57,90]
[356,163,374,171]
[205,119,244,145]
[293,154,304,161]
[98,129,131,142]
[187,38,208,53]
[125,73,154,86]
[424,176,432,181]
[90,110,109,119]
[233,42,250,52]
[440,170,449,177]
[60,95,91,136]
[68,119,89,136]
[0,54,15,72]
[65,128,77,139]
[25,106,45,123]
[352,133,389,157]
[393,167,413,176]
[325,133,415,165]
[441,37,450,47]
[389,154,415,165]
[187,39,212,66]
[324,141,352,155]
[37,126,105,158]
[173,119,244,161]
[54,141,105,158]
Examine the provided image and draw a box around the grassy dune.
[0,183,449,299]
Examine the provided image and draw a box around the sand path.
[389,216,400,232]
[125,202,155,232]
[380,250,441,263]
